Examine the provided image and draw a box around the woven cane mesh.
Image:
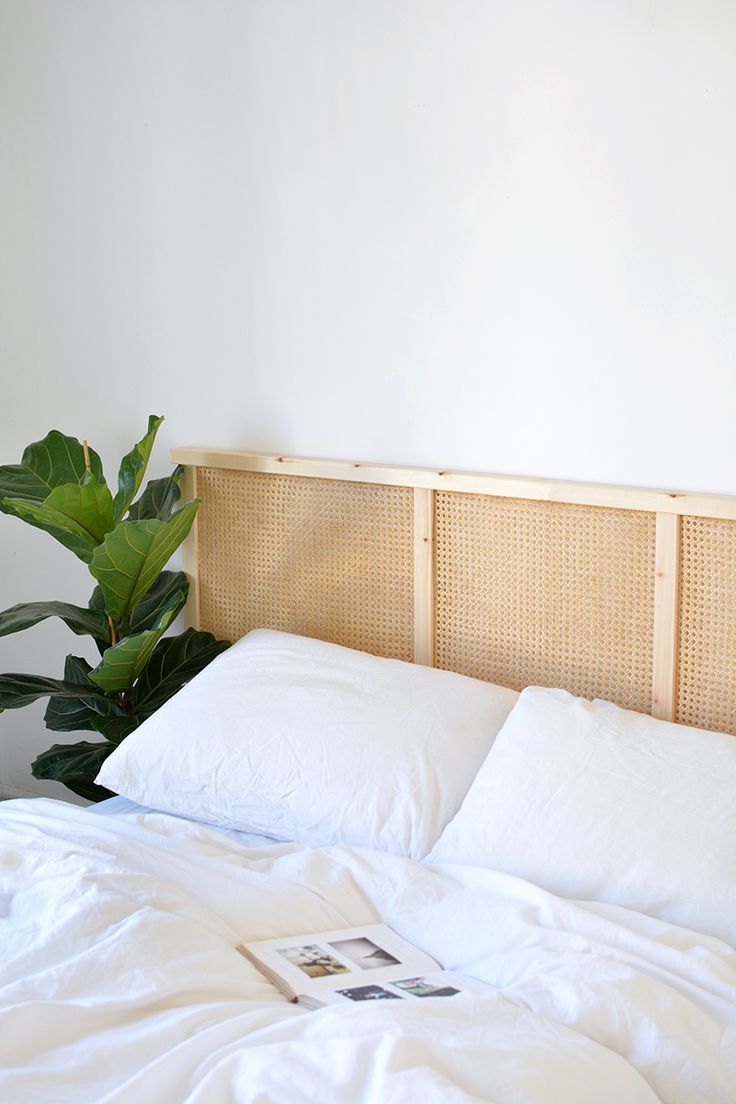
[677,516,736,734]
[196,468,414,659]
[434,493,656,711]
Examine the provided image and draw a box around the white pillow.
[97,629,519,859]
[428,686,736,946]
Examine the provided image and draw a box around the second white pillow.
[428,686,736,946]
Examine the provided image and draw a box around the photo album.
[238,923,484,1010]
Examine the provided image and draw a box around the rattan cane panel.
[677,516,736,734]
[196,468,414,659]
[434,493,656,711]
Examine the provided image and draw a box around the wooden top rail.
[171,448,736,521]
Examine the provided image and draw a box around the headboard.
[171,448,736,736]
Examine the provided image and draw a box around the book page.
[240,923,440,1000]
[300,971,492,1010]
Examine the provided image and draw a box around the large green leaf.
[90,714,140,744]
[88,601,180,692]
[0,672,111,710]
[1,500,94,561]
[127,571,188,634]
[31,741,115,802]
[112,415,164,522]
[89,585,105,611]
[44,694,121,733]
[87,586,111,656]
[2,475,115,562]
[89,500,199,621]
[0,600,110,642]
[89,571,188,635]
[133,628,230,717]
[44,655,124,733]
[0,431,104,504]
[128,466,184,522]
[59,654,94,684]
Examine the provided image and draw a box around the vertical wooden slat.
[652,511,681,720]
[413,487,435,666]
[181,465,201,629]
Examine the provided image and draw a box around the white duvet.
[0,800,734,1104]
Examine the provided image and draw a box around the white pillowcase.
[97,629,519,859]
[428,686,736,946]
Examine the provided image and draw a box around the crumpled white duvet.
[0,800,734,1104]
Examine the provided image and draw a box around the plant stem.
[108,616,117,646]
[82,439,91,472]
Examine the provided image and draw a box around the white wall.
[1,0,735,798]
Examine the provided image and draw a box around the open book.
[238,923,484,1010]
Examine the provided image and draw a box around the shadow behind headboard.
[171,449,736,736]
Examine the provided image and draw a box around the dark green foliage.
[0,601,110,644]
[133,629,231,718]
[0,418,230,800]
[31,742,117,802]
[127,572,189,634]
[127,466,184,522]
[0,431,104,503]
[112,415,164,522]
[44,655,127,733]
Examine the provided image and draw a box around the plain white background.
[1,0,735,796]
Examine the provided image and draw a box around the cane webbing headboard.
[172,449,736,736]
[193,466,415,661]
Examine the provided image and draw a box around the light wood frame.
[172,448,736,735]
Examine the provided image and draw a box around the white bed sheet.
[1,798,734,1104]
[92,794,281,848]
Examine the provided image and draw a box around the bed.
[1,450,734,1104]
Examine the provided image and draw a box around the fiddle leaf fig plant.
[0,417,230,802]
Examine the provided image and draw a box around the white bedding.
[1,798,734,1104]
[92,795,282,848]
